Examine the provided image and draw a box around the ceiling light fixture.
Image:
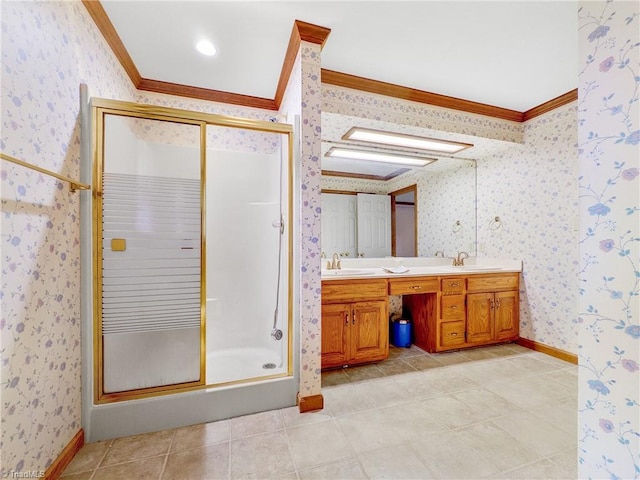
[196,39,217,56]
[343,127,472,154]
[326,147,436,167]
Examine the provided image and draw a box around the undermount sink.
[321,268,376,277]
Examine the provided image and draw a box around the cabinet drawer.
[322,278,388,303]
[441,277,464,294]
[388,277,439,295]
[441,295,465,320]
[467,273,519,292]
[440,321,465,347]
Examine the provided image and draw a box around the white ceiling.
[100,0,578,178]
[101,0,577,112]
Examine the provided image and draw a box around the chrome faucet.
[328,252,342,270]
[452,251,469,266]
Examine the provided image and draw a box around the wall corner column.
[277,20,331,410]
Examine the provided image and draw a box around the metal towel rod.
[1,152,90,193]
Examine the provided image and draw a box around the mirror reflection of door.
[391,185,417,257]
[320,193,357,258]
[356,193,391,258]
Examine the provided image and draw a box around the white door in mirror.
[357,193,391,258]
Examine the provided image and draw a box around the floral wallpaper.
[4,1,637,477]
[402,162,476,257]
[1,1,135,475]
[134,91,282,153]
[322,175,388,194]
[323,86,523,144]
[476,103,579,352]
[293,43,323,399]
[1,1,292,474]
[577,1,639,478]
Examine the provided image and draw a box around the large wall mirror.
[320,112,480,259]
[321,157,477,259]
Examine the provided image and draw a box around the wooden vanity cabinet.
[322,272,520,362]
[466,274,519,345]
[402,272,520,353]
[321,279,388,369]
[437,277,466,351]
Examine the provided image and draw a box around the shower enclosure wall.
[81,97,298,441]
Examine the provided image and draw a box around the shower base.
[206,347,285,385]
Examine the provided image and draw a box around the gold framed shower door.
[92,98,294,404]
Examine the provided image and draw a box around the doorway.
[390,185,417,257]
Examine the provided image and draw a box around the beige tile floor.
[62,343,578,479]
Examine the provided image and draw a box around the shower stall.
[205,126,290,385]
[81,96,297,441]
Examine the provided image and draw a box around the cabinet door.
[494,290,519,341]
[321,303,351,369]
[350,300,388,364]
[466,293,494,343]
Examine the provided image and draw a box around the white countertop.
[321,257,522,281]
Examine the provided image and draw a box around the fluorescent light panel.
[343,127,472,154]
[326,147,435,167]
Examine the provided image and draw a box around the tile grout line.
[158,429,177,480]
[328,410,371,479]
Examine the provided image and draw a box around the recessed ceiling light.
[196,39,217,56]
[343,127,472,154]
[326,147,436,167]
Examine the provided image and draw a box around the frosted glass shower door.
[98,114,203,395]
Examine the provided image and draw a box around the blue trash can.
[391,318,412,348]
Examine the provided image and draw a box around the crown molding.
[321,69,525,123]
[83,1,576,122]
[138,78,277,110]
[275,20,331,107]
[522,89,578,121]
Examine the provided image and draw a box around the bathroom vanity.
[320,260,521,370]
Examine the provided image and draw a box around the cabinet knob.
[450,332,458,336]
[352,309,356,325]
[410,285,421,290]
[345,311,349,326]
[451,283,459,288]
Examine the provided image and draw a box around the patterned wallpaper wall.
[294,43,323,399]
[322,86,523,144]
[322,87,580,354]
[0,2,284,474]
[577,2,639,478]
[0,2,134,475]
[476,103,579,352]
[5,2,637,477]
